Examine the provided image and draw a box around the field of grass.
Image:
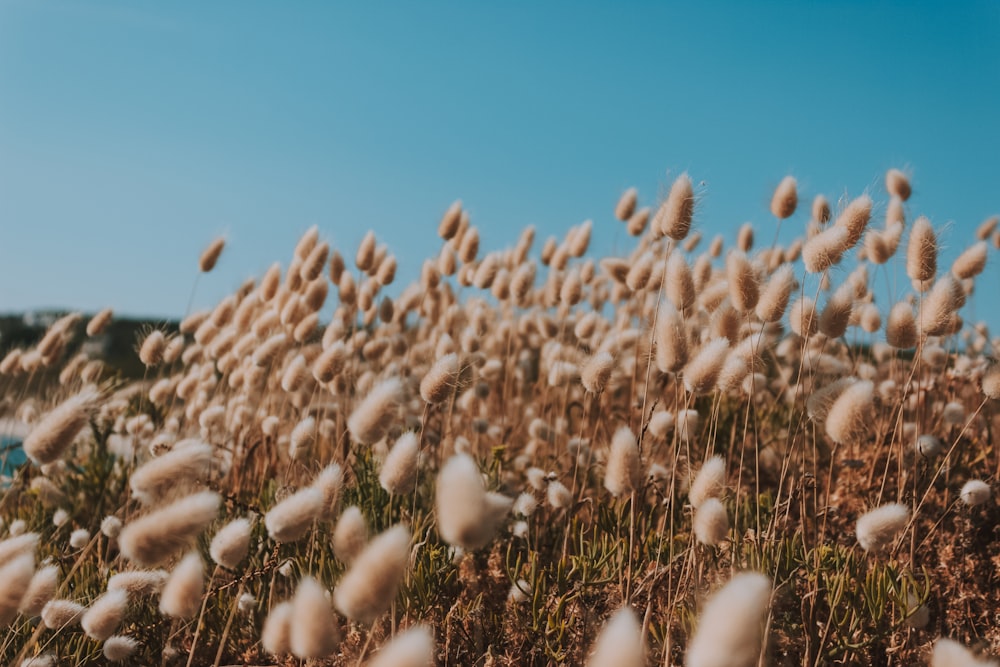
[1,170,999,666]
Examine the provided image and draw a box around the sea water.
[0,435,26,479]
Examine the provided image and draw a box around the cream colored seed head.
[770,176,797,219]
[686,572,771,667]
[654,173,695,241]
[907,216,938,284]
[198,237,225,273]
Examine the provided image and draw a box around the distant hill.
[0,311,179,379]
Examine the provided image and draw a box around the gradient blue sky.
[1,1,998,330]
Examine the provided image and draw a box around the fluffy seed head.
[107,570,168,598]
[199,237,225,273]
[281,354,309,394]
[677,409,701,442]
[23,390,97,465]
[655,302,688,373]
[265,487,325,543]
[824,380,874,444]
[604,426,640,497]
[300,241,329,282]
[69,528,90,549]
[835,194,872,247]
[367,625,435,667]
[818,284,854,339]
[812,195,831,223]
[459,227,480,264]
[694,498,729,546]
[737,222,754,252]
[159,552,204,619]
[21,656,56,667]
[253,332,287,366]
[885,168,911,200]
[86,308,113,337]
[261,601,293,655]
[19,564,59,617]
[756,264,795,322]
[689,456,726,508]
[683,339,730,395]
[886,302,917,349]
[438,200,462,240]
[770,176,797,219]
[856,503,909,552]
[313,340,348,383]
[726,251,759,312]
[138,330,166,367]
[587,607,644,667]
[42,599,85,629]
[907,216,938,284]
[356,231,377,272]
[686,572,771,667]
[915,434,944,458]
[802,225,849,273]
[615,188,638,222]
[334,524,411,624]
[568,220,592,257]
[130,441,213,505]
[581,351,615,394]
[952,241,988,280]
[627,207,650,235]
[0,348,23,376]
[983,363,1000,400]
[655,173,695,240]
[960,480,991,507]
[789,297,818,337]
[333,506,368,564]
[436,454,511,550]
[647,411,675,438]
[0,553,34,627]
[210,518,252,570]
[102,635,139,662]
[420,353,462,404]
[806,376,856,424]
[865,228,893,264]
[625,252,654,291]
[81,589,128,641]
[348,378,404,445]
[931,638,998,667]
[311,463,344,519]
[919,274,965,337]
[977,215,999,241]
[666,251,696,311]
[118,491,220,566]
[380,432,420,495]
[547,480,573,510]
[290,577,340,658]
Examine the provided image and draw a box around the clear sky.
[1,1,998,331]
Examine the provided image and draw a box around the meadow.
[1,169,999,666]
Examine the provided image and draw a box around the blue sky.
[1,1,998,332]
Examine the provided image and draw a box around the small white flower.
[238,593,256,614]
[508,579,531,603]
[70,528,90,549]
[960,480,991,507]
[101,516,123,539]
